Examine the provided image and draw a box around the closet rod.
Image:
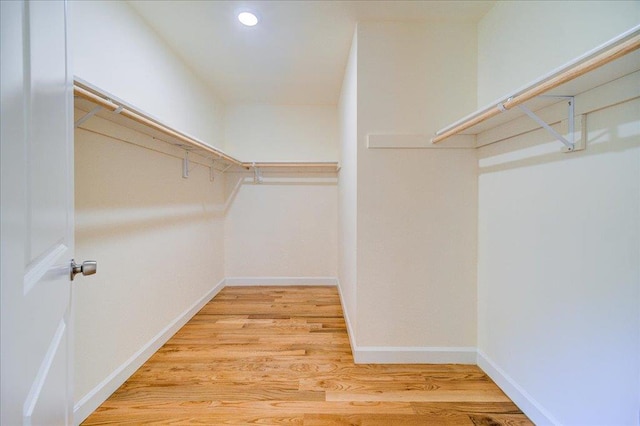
[73,85,247,169]
[432,31,640,144]
[242,162,339,169]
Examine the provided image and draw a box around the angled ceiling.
[128,1,495,105]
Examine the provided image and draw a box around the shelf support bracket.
[210,159,216,182]
[516,96,577,152]
[252,162,263,184]
[182,151,190,179]
[74,106,102,128]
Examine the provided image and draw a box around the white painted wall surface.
[477,0,640,107]
[355,22,478,350]
[222,103,339,280]
[223,174,338,279]
[338,30,359,339]
[74,114,226,419]
[224,105,338,162]
[358,21,478,136]
[71,0,225,148]
[478,98,640,426]
[477,3,640,423]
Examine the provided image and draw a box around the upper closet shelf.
[432,25,640,148]
[73,79,340,173]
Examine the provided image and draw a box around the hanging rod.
[73,83,247,169]
[74,81,340,173]
[432,27,640,144]
[241,162,340,171]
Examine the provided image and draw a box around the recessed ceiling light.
[238,12,258,27]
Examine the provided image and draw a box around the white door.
[1,0,79,424]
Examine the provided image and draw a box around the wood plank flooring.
[83,286,532,425]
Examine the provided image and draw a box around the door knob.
[70,259,97,281]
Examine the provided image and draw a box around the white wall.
[71,0,225,147]
[477,2,640,424]
[353,22,478,355]
[224,105,338,162]
[71,3,231,420]
[223,173,338,280]
[222,102,339,281]
[74,113,226,420]
[338,29,359,338]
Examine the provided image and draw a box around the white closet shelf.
[432,25,640,146]
[73,80,339,173]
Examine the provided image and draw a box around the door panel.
[27,0,70,262]
[1,1,74,425]
[24,320,68,425]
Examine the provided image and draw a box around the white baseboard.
[336,279,476,365]
[335,279,358,356]
[73,279,226,425]
[354,346,477,364]
[477,350,559,425]
[224,276,338,286]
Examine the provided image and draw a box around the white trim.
[224,276,338,287]
[72,278,225,425]
[335,279,358,357]
[354,346,477,364]
[477,350,560,426]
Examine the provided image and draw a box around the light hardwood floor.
[83,286,532,425]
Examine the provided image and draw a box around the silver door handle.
[70,259,97,281]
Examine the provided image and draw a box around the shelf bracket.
[74,106,102,128]
[182,151,190,179]
[210,159,216,182]
[516,96,578,152]
[252,162,263,184]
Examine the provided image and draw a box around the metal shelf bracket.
[252,162,263,184]
[182,151,190,179]
[515,96,582,153]
[74,106,103,128]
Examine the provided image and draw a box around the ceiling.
[128,1,495,105]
